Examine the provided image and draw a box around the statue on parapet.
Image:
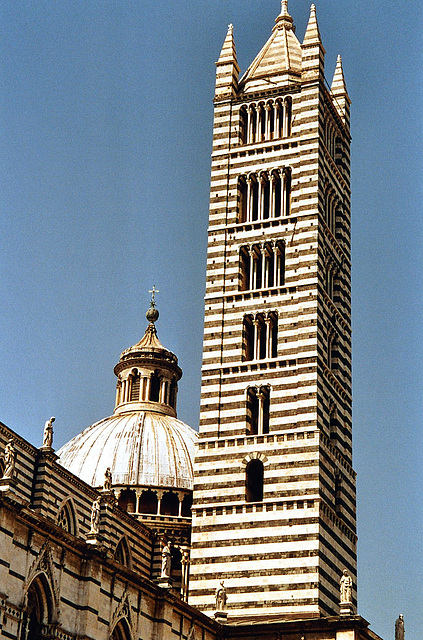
[340,569,353,603]
[161,540,172,578]
[90,497,101,534]
[43,417,55,448]
[215,580,227,611]
[103,467,112,491]
[395,614,405,640]
[2,439,16,480]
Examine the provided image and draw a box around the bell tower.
[190,2,355,622]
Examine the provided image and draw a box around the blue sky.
[0,1,422,638]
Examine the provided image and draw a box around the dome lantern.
[113,291,182,417]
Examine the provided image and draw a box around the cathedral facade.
[0,4,382,640]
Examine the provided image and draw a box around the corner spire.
[330,55,351,124]
[215,24,240,99]
[331,55,348,95]
[302,4,323,48]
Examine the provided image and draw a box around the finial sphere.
[146,306,159,323]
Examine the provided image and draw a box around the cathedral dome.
[58,294,198,504]
[57,410,197,490]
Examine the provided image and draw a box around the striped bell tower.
[190,2,356,623]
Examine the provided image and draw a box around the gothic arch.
[114,535,133,570]
[21,573,56,640]
[110,617,133,640]
[56,496,78,536]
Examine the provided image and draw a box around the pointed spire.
[331,55,348,95]
[281,0,289,16]
[303,4,323,47]
[330,55,351,123]
[216,23,239,68]
[215,23,240,99]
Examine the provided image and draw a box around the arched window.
[243,313,277,361]
[149,371,161,402]
[259,172,270,220]
[169,378,177,409]
[24,576,54,640]
[243,315,254,361]
[248,174,259,221]
[118,489,136,513]
[237,176,247,223]
[275,240,285,286]
[246,386,270,435]
[245,459,264,503]
[130,369,140,401]
[114,536,132,569]
[181,493,192,517]
[284,97,292,137]
[138,489,158,514]
[56,499,77,535]
[239,246,250,291]
[283,168,292,216]
[271,170,281,217]
[248,105,257,144]
[111,618,132,640]
[160,491,179,516]
[246,388,259,435]
[239,106,248,144]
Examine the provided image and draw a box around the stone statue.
[43,417,55,448]
[215,581,227,610]
[161,541,172,578]
[2,439,16,479]
[340,569,352,603]
[90,498,101,534]
[395,614,405,640]
[104,467,112,491]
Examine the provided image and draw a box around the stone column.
[270,174,276,218]
[281,171,286,217]
[257,391,264,434]
[253,319,261,360]
[274,246,280,287]
[265,316,272,359]
[249,249,255,289]
[274,101,280,138]
[248,107,255,144]
[265,104,272,140]
[246,177,253,222]
[261,246,267,289]
[156,490,164,516]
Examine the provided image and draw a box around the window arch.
[149,370,161,402]
[56,498,78,535]
[118,489,136,513]
[245,459,264,503]
[138,489,158,515]
[246,386,270,435]
[239,242,285,291]
[237,175,247,223]
[238,169,291,222]
[129,369,140,401]
[243,313,278,361]
[23,575,54,640]
[111,618,133,640]
[114,536,133,569]
[160,491,179,516]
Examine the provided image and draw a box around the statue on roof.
[43,416,55,448]
[395,615,405,640]
[103,467,112,491]
[2,439,16,480]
